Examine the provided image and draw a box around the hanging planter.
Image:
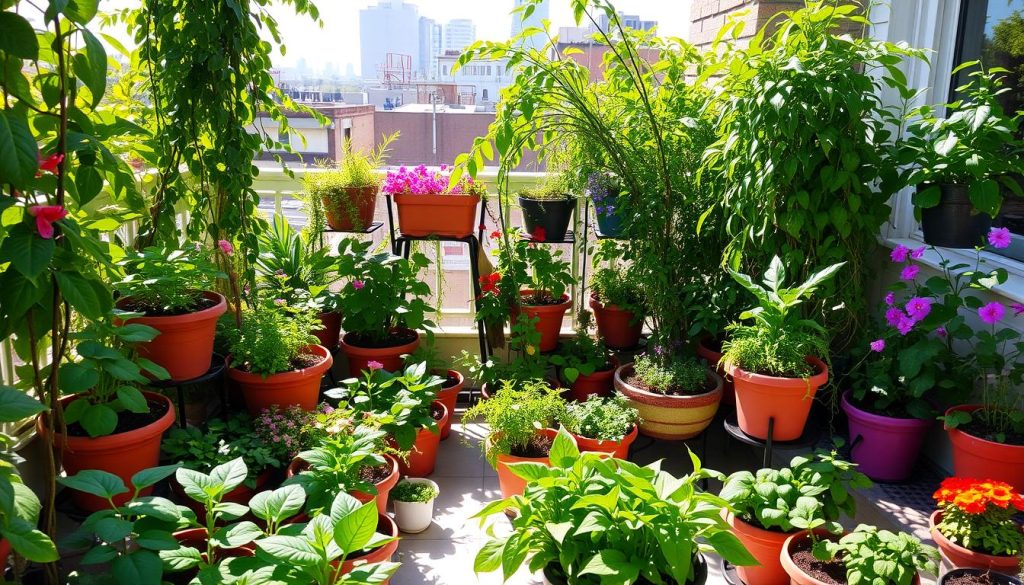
[842,391,931,482]
[919,184,992,248]
[322,185,379,232]
[945,405,1024,490]
[228,345,333,415]
[614,362,723,440]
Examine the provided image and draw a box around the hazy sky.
[271,0,693,74]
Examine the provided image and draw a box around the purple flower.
[901,265,920,281]
[905,297,932,321]
[274,298,286,306]
[936,326,947,337]
[1014,303,1024,316]
[988,227,1012,249]
[884,291,895,306]
[869,339,885,352]
[352,280,365,290]
[890,244,910,263]
[979,302,1005,324]
[218,239,234,256]
[896,315,916,336]
[885,307,905,328]
[911,246,926,260]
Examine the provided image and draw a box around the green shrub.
[225,303,320,376]
[561,395,640,441]
[632,354,706,395]
[463,380,567,464]
[392,480,439,503]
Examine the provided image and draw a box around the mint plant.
[812,524,939,585]
[286,424,390,515]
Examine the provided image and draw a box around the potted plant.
[472,428,758,584]
[256,214,342,349]
[517,173,576,242]
[334,237,435,374]
[781,524,939,585]
[225,299,331,415]
[588,264,645,350]
[39,313,176,511]
[391,478,439,534]
[721,256,844,441]
[549,319,617,401]
[940,569,1024,585]
[463,379,568,498]
[382,164,485,238]
[587,171,627,237]
[614,352,723,440]
[720,451,872,585]
[303,136,393,232]
[559,394,640,459]
[254,404,318,471]
[406,343,465,440]
[902,64,1024,248]
[930,477,1024,573]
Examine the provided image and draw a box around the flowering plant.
[476,228,574,325]
[253,405,317,464]
[382,164,485,197]
[933,477,1024,556]
[162,412,282,486]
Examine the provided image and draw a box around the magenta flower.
[936,326,947,337]
[218,239,233,256]
[1013,303,1024,316]
[911,246,926,260]
[274,298,286,306]
[890,244,910,263]
[979,302,1005,324]
[367,360,384,371]
[884,291,895,306]
[885,307,904,328]
[28,205,68,239]
[988,227,1012,249]
[870,339,886,352]
[896,315,915,336]
[901,264,920,281]
[905,297,932,321]
[352,279,365,290]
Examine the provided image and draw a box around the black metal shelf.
[147,353,228,429]
[520,230,575,245]
[323,221,384,235]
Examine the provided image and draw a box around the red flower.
[36,153,64,177]
[480,272,501,296]
[478,223,486,231]
[531,226,546,242]
[490,230,502,240]
[28,205,68,239]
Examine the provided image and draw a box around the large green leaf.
[58,469,127,500]
[248,484,305,523]
[111,550,163,585]
[1,517,58,562]
[63,0,100,25]
[55,270,111,319]
[0,12,39,60]
[208,457,248,494]
[332,498,378,555]
[0,108,38,185]
[0,386,46,422]
[131,464,181,491]
[158,546,201,571]
[59,362,99,393]
[2,225,56,281]
[547,427,579,468]
[73,28,107,108]
[79,402,117,437]
[255,535,320,564]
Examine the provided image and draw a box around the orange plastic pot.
[287,453,399,516]
[728,512,795,585]
[228,345,333,415]
[313,311,342,350]
[491,428,561,498]
[117,291,227,381]
[40,392,176,512]
[436,370,464,440]
[512,291,571,352]
[565,356,618,402]
[393,193,480,238]
[930,511,1023,573]
[394,401,448,477]
[696,335,734,406]
[589,294,643,350]
[780,530,894,585]
[571,424,637,459]
[614,364,723,440]
[727,356,828,442]
[945,405,1024,491]
[322,185,378,232]
[338,513,400,583]
[339,329,420,376]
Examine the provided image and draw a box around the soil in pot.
[789,545,847,585]
[942,570,1024,585]
[340,328,420,375]
[64,397,168,437]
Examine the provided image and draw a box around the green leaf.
[248,484,305,524]
[116,386,149,414]
[94,517,133,543]
[255,535,320,565]
[0,386,46,422]
[969,179,1001,218]
[76,165,104,205]
[707,530,759,567]
[1,518,58,562]
[111,550,163,585]
[0,108,38,185]
[59,362,99,393]
[506,461,553,482]
[209,457,248,494]
[578,549,639,581]
[0,12,39,60]
[3,225,56,280]
[333,498,379,555]
[58,469,127,500]
[474,539,505,573]
[212,521,263,548]
[158,546,201,571]
[63,0,100,25]
[80,402,117,437]
[74,28,107,107]
[131,465,181,492]
[548,427,579,468]
[55,270,111,319]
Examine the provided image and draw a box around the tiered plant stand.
[147,353,228,429]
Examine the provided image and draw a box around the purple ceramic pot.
[841,391,932,482]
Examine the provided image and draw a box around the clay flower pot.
[780,530,903,585]
[930,511,1023,573]
[512,290,572,352]
[228,345,333,416]
[39,392,176,512]
[613,363,723,440]
[939,569,1024,585]
[312,311,342,350]
[322,185,378,232]
[570,424,638,460]
[696,335,734,406]
[589,294,643,350]
[339,328,420,376]
[491,428,561,498]
[565,356,618,402]
[842,391,931,482]
[117,291,227,381]
[727,356,829,442]
[395,401,449,477]
[727,512,795,585]
[393,193,480,238]
[435,370,464,440]
[338,513,400,583]
[286,453,399,516]
[945,405,1024,490]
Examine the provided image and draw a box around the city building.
[419,16,442,79]
[511,0,550,51]
[251,104,376,164]
[359,0,422,79]
[436,50,510,105]
[596,11,658,34]
[443,18,476,52]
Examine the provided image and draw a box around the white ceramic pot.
[392,478,439,534]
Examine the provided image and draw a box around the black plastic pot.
[920,183,992,248]
[939,568,1023,585]
[542,553,707,585]
[519,196,575,241]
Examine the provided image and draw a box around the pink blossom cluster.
[256,405,314,458]
[381,164,477,196]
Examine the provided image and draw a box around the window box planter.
[919,184,992,249]
[589,293,643,350]
[339,328,420,376]
[841,391,931,482]
[393,193,480,238]
[929,511,1023,573]
[227,344,333,416]
[945,405,1024,491]
[726,356,829,442]
[613,363,723,440]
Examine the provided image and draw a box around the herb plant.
[560,395,640,442]
[254,404,318,464]
[549,329,612,384]
[117,245,224,315]
[473,428,757,583]
[304,135,394,232]
[256,214,339,313]
[812,524,939,585]
[632,353,708,395]
[589,264,644,317]
[392,480,439,503]
[161,413,282,483]
[463,379,567,464]
[932,477,1024,556]
[286,424,390,515]
[224,302,321,376]
[518,172,574,201]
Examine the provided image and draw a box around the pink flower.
[905,297,932,321]
[218,239,233,256]
[901,265,920,281]
[28,205,68,239]
[352,279,365,290]
[979,302,1005,324]
[1013,303,1024,316]
[884,291,895,306]
[890,244,910,263]
[936,326,947,337]
[870,339,885,352]
[274,298,286,306]
[367,360,384,371]
[911,246,926,259]
[988,227,1012,249]
[885,307,905,328]
[896,315,916,336]
[36,153,64,177]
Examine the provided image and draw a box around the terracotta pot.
[491,428,561,498]
[565,356,619,402]
[228,345,332,416]
[40,392,176,512]
[395,401,448,477]
[727,356,829,442]
[696,335,734,406]
[170,468,273,524]
[842,391,931,482]
[930,511,1023,573]
[571,424,637,460]
[939,569,1024,585]
[728,512,795,585]
[435,370,464,440]
[313,311,342,350]
[589,294,643,350]
[512,290,571,352]
[339,329,420,376]
[613,364,723,440]
[780,530,902,585]
[286,454,399,516]
[393,193,480,238]
[117,291,227,381]
[0,539,9,574]
[945,405,1024,491]
[167,527,254,584]
[338,513,400,583]
[322,185,378,232]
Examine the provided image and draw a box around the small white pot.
[392,478,439,534]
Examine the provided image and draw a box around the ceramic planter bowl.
[728,356,829,441]
[322,185,378,232]
[945,405,1024,491]
[490,428,561,498]
[614,363,723,440]
[842,391,931,482]
[435,369,464,440]
[286,453,399,516]
[930,511,1023,573]
[339,328,420,376]
[570,424,638,460]
[727,512,795,585]
[228,344,333,416]
[392,478,439,534]
[512,290,572,352]
[394,193,480,238]
[394,401,449,477]
[589,294,643,350]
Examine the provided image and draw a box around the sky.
[269,0,693,74]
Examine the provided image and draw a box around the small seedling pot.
[392,478,439,534]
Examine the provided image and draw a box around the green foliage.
[117,244,224,314]
[720,451,872,533]
[254,404,318,465]
[902,63,1024,218]
[304,134,395,231]
[224,302,320,376]
[813,524,939,585]
[588,264,644,320]
[473,428,757,583]
[632,354,707,395]
[463,379,567,464]
[392,480,439,503]
[722,256,843,377]
[517,172,574,201]
[550,330,610,384]
[161,413,283,483]
[256,214,339,312]
[560,395,640,442]
[286,425,389,516]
